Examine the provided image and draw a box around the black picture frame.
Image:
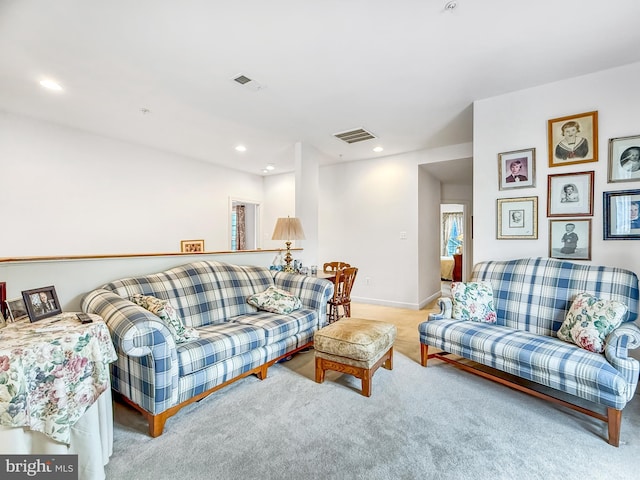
[21,285,62,322]
[603,189,640,240]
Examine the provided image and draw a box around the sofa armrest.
[273,272,334,328]
[428,297,453,321]
[605,323,640,402]
[81,289,179,414]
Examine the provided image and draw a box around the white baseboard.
[351,290,441,311]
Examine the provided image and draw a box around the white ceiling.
[2,0,640,176]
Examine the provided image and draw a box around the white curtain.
[442,212,463,256]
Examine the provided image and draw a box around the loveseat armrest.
[605,323,640,402]
[81,289,179,414]
[428,297,453,321]
[273,272,334,328]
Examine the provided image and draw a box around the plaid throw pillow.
[557,292,627,353]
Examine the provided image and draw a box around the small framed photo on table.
[547,171,594,217]
[603,189,640,240]
[497,196,538,239]
[181,239,205,253]
[608,135,640,183]
[22,285,62,322]
[548,111,598,167]
[498,148,536,191]
[549,219,592,260]
[6,297,29,322]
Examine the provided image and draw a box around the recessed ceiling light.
[266,164,275,171]
[235,145,247,152]
[39,79,63,91]
[261,169,269,174]
[373,146,384,153]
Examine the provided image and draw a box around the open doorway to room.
[440,204,464,293]
[230,199,261,250]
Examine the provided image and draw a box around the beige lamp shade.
[272,217,306,241]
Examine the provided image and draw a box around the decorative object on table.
[608,134,640,183]
[6,297,28,322]
[180,239,205,253]
[271,216,306,273]
[549,218,592,260]
[0,281,6,319]
[310,265,318,275]
[498,147,536,191]
[547,111,598,167]
[603,189,640,240]
[496,196,538,239]
[547,170,594,217]
[21,285,62,322]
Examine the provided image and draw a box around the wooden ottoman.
[314,318,397,397]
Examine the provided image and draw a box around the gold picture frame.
[496,196,538,239]
[181,239,205,253]
[548,111,598,167]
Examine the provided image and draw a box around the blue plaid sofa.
[419,257,640,446]
[81,260,333,437]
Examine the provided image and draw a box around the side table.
[0,312,117,480]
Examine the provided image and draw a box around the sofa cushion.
[247,286,302,314]
[131,293,199,344]
[557,292,627,353]
[177,323,266,376]
[451,281,497,323]
[420,318,629,407]
[231,309,317,344]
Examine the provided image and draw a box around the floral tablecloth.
[0,312,117,444]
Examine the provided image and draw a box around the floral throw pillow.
[130,293,199,344]
[451,282,497,323]
[557,292,627,353]
[247,286,302,314]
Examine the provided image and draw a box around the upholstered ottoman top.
[314,318,397,362]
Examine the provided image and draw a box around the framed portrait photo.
[181,239,205,253]
[547,171,594,217]
[498,148,536,191]
[608,134,640,183]
[6,297,28,323]
[497,196,538,239]
[549,219,592,260]
[548,111,598,167]
[21,285,62,322]
[603,189,640,240]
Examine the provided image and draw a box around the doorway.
[230,199,261,250]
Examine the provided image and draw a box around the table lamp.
[272,216,305,272]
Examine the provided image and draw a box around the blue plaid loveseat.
[419,257,640,446]
[81,260,333,437]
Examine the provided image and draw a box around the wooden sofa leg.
[607,408,622,447]
[149,413,168,438]
[420,344,429,367]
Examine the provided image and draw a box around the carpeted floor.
[105,301,640,480]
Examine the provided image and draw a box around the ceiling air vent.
[333,128,377,144]
[233,74,252,85]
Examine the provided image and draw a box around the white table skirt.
[0,388,113,480]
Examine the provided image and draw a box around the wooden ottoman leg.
[383,347,393,370]
[315,356,326,384]
[361,368,372,397]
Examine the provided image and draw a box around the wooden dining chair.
[327,267,358,323]
[323,261,351,273]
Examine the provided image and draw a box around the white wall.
[473,61,640,277]
[319,153,420,308]
[0,111,264,256]
[418,167,442,308]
